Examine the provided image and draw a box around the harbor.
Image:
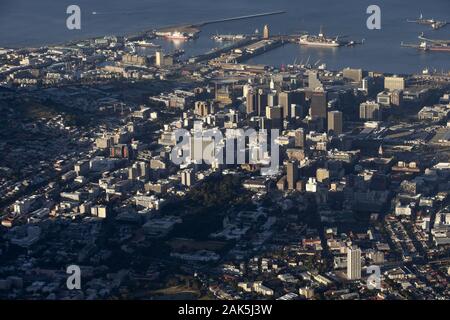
[153,11,286,41]
[59,5,447,74]
[110,8,450,73]
[86,8,443,73]
[190,27,363,67]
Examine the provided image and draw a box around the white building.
[252,281,274,297]
[306,177,318,193]
[347,246,362,280]
[181,169,195,187]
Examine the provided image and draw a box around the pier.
[195,11,286,27]
[154,11,286,36]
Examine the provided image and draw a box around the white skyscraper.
[347,246,361,280]
[181,169,194,187]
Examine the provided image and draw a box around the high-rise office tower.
[278,91,305,119]
[140,161,149,178]
[267,92,278,107]
[327,110,343,135]
[155,51,172,67]
[294,128,306,148]
[246,91,256,114]
[286,161,298,190]
[347,246,362,280]
[310,90,327,120]
[291,104,307,119]
[360,101,382,120]
[360,76,375,95]
[257,89,268,117]
[194,101,210,117]
[391,89,403,107]
[278,92,290,119]
[181,169,195,187]
[266,106,283,130]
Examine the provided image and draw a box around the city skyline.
[1,1,450,308]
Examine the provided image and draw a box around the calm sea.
[1,0,449,73]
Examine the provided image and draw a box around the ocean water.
[0,0,449,73]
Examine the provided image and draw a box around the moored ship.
[419,42,450,52]
[402,41,450,52]
[298,28,341,47]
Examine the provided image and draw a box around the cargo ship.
[401,41,450,52]
[419,42,450,52]
[298,28,341,47]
